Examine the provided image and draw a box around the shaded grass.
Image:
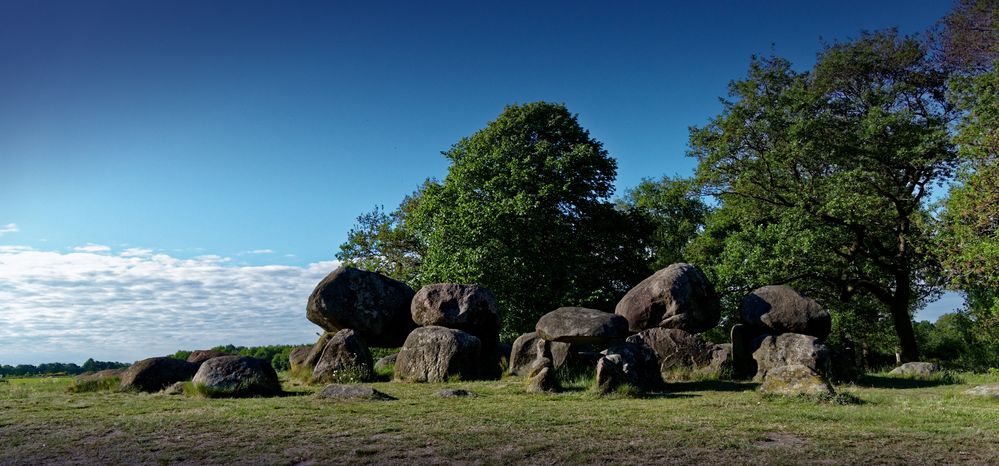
[1,372,997,464]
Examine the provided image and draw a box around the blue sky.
[0,1,962,364]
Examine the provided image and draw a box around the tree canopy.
[409,102,648,336]
[687,30,957,361]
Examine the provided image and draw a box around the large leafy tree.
[335,181,433,288]
[618,176,709,272]
[935,0,999,368]
[688,31,957,362]
[411,102,647,336]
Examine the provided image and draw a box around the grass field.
[1,372,997,465]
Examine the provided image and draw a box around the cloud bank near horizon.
[0,245,337,365]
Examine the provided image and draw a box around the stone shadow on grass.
[668,380,760,393]
[854,375,956,389]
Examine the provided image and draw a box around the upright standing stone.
[411,284,502,379]
[394,326,481,382]
[312,329,374,384]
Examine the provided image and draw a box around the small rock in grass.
[889,362,941,378]
[759,364,835,396]
[436,388,477,398]
[965,383,999,398]
[316,384,395,401]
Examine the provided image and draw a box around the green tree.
[411,102,647,337]
[335,182,432,288]
[618,176,709,272]
[687,31,957,362]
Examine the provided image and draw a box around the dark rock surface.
[614,263,720,334]
[306,266,417,347]
[315,384,395,401]
[191,355,281,397]
[535,307,629,344]
[394,326,482,382]
[312,329,374,384]
[119,357,197,393]
[739,285,831,340]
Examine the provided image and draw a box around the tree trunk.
[890,271,920,362]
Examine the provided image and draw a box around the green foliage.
[410,102,648,337]
[167,351,192,361]
[206,344,304,372]
[618,176,709,271]
[687,30,956,361]
[0,361,127,378]
[336,182,433,288]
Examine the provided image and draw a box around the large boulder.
[739,285,831,340]
[186,350,229,367]
[889,362,942,378]
[535,307,629,344]
[412,283,502,379]
[394,326,481,382]
[312,329,374,384]
[752,333,832,382]
[119,357,198,393]
[306,266,417,347]
[411,284,500,340]
[614,263,720,334]
[759,364,835,396]
[192,355,281,397]
[626,328,714,375]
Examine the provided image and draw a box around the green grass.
[66,376,120,394]
[1,372,997,464]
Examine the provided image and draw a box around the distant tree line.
[169,344,304,372]
[0,358,129,378]
[335,0,998,370]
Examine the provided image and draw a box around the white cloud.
[0,246,337,365]
[72,244,112,253]
[242,249,275,255]
[0,223,18,236]
[119,248,153,257]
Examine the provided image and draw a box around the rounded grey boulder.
[192,355,281,397]
[312,328,374,384]
[759,364,835,396]
[535,307,629,344]
[752,333,832,382]
[411,283,500,339]
[394,326,482,382]
[614,263,720,334]
[119,357,198,393]
[889,362,942,378]
[740,285,831,340]
[306,266,417,347]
